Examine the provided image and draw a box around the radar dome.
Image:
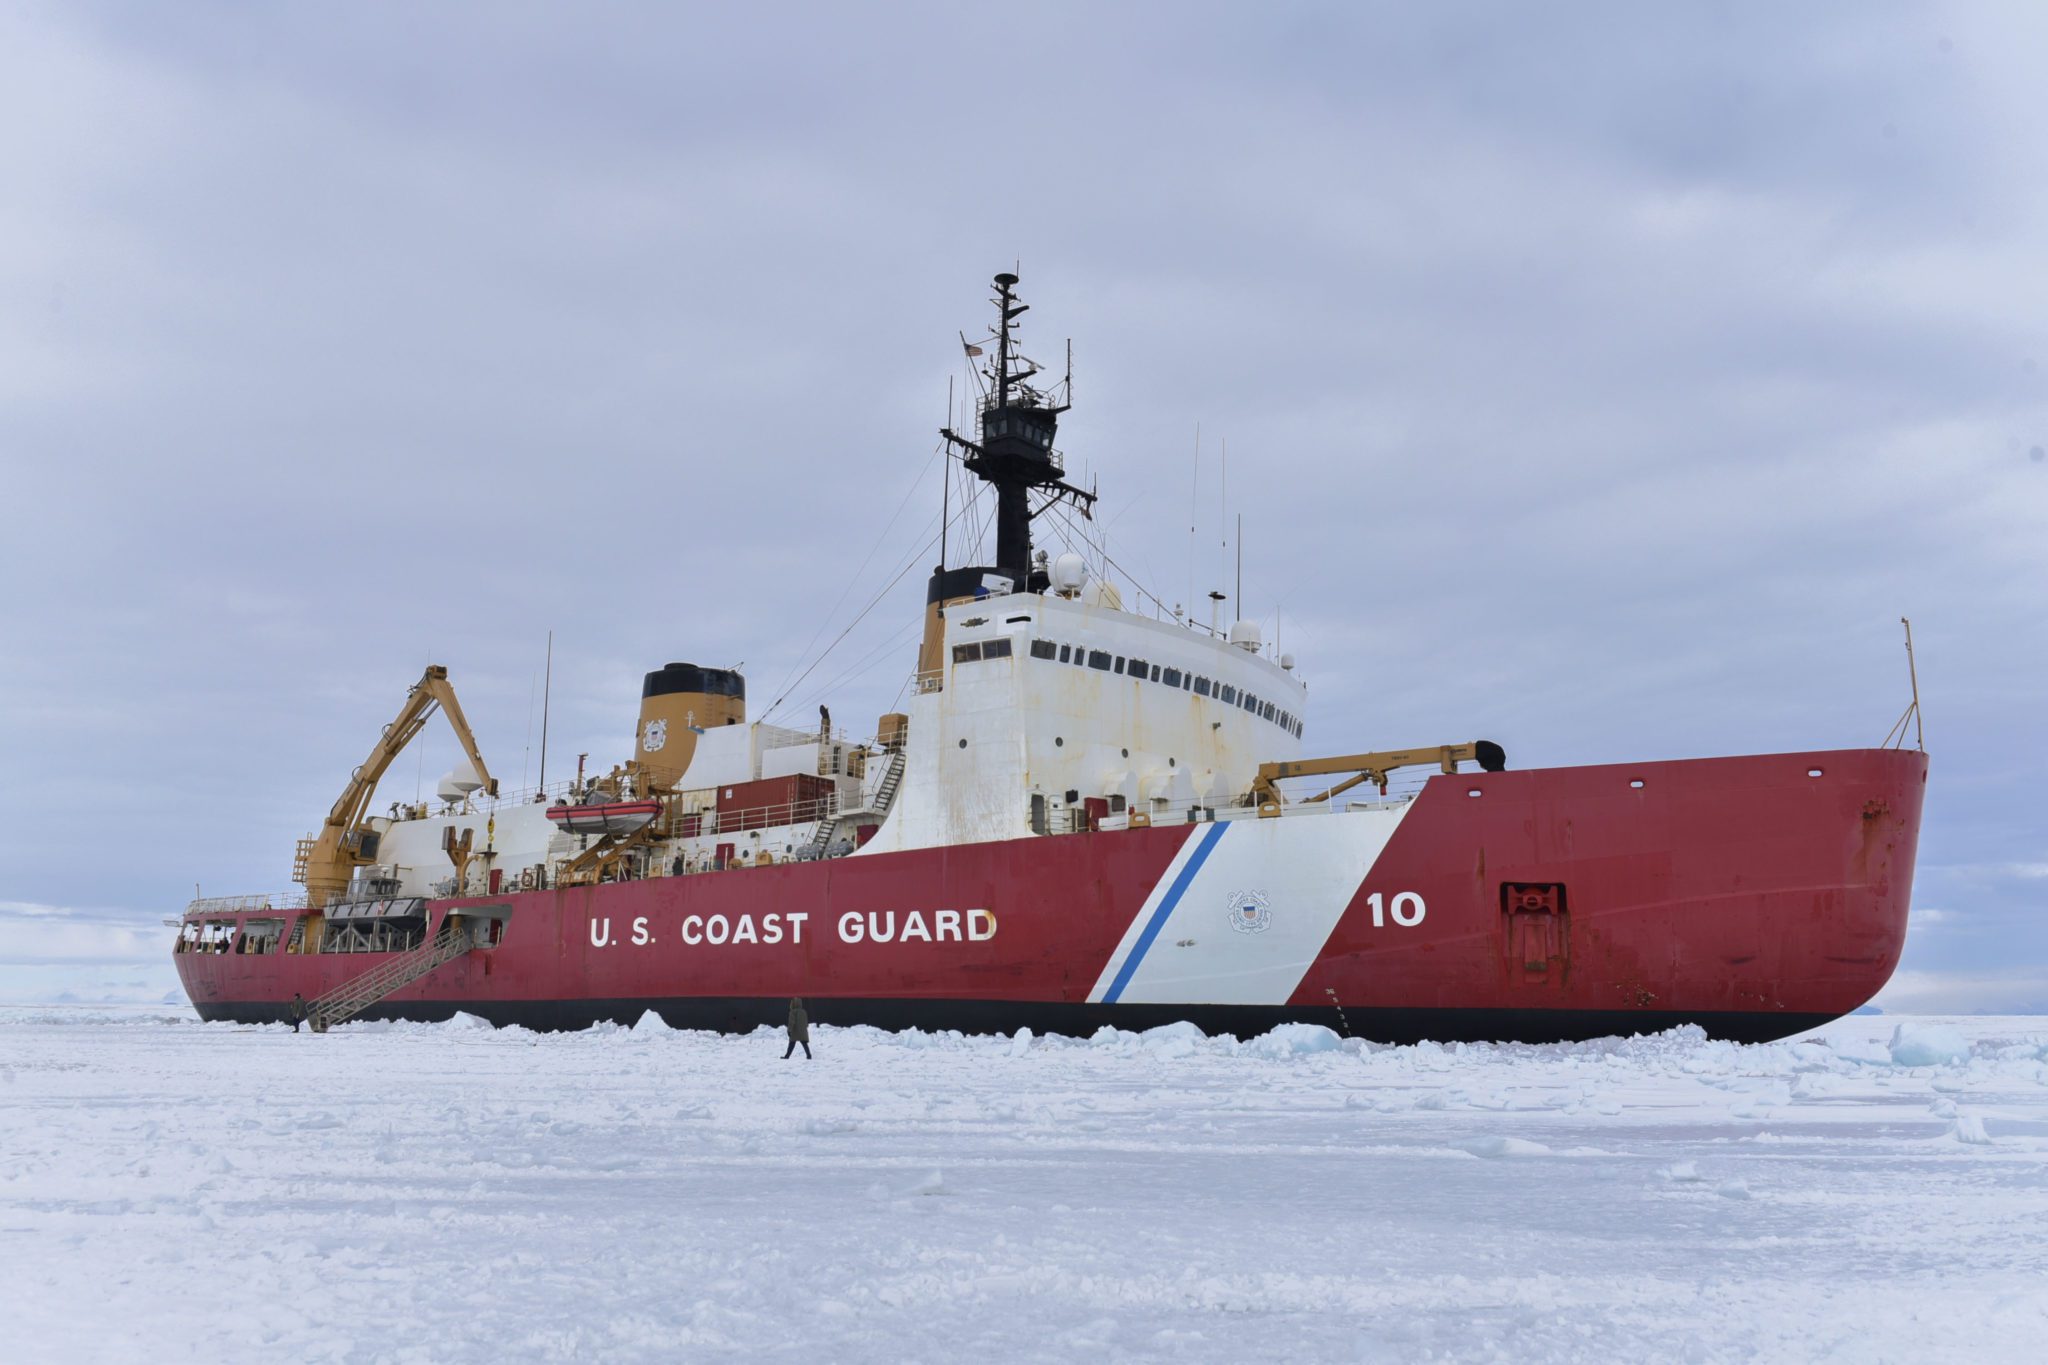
[436,765,483,804]
[1082,578,1124,610]
[1050,553,1088,597]
[1228,620,1263,652]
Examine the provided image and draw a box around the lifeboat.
[545,799,661,837]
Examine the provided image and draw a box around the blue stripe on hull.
[1101,821,1228,1004]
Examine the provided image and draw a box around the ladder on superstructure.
[307,917,475,1033]
[803,748,907,858]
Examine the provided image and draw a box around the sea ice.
[1888,1021,1971,1066]
[1949,1112,1993,1145]
[1,1008,2043,1363]
[1459,1135,1551,1158]
[1242,1022,1343,1058]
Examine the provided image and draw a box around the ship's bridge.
[863,584,1307,853]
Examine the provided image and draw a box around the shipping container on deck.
[715,774,833,831]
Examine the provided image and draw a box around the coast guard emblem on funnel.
[1227,889,1272,935]
[642,719,668,753]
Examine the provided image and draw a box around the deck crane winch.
[293,664,498,907]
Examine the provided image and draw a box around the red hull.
[176,748,1926,1043]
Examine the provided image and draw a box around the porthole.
[1055,736,1064,747]
[1806,767,1824,778]
[1168,757,1176,767]
[1629,778,1645,789]
[958,738,968,749]
[1121,747,1129,758]
[1467,788,1483,798]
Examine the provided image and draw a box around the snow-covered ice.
[3,1009,2046,1363]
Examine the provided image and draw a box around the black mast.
[941,272,1096,589]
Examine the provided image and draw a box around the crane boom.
[1250,740,1505,808]
[296,664,498,907]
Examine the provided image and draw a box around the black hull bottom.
[192,996,1839,1046]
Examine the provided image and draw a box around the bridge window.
[983,637,1012,659]
[240,918,285,955]
[187,920,237,954]
[1162,667,1182,688]
[1058,644,1071,663]
[1113,657,1125,674]
[1150,664,1161,682]
[1194,677,1212,697]
[1087,650,1112,671]
[1030,639,1056,660]
[952,642,982,664]
[1125,657,1146,679]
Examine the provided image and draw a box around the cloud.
[0,900,181,1004]
[1872,968,2048,1017]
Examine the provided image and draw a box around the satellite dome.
[436,765,483,804]
[1050,552,1088,597]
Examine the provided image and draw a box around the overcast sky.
[2,2,2042,1009]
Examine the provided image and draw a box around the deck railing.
[184,892,307,916]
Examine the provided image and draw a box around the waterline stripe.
[1101,821,1229,1005]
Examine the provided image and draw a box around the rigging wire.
[784,507,958,716]
[780,613,926,721]
[959,457,987,562]
[1044,501,1169,620]
[762,495,978,722]
[760,442,946,719]
[762,516,934,722]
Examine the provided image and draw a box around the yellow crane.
[1249,740,1505,813]
[293,664,498,907]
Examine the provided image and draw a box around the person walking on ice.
[783,997,811,1059]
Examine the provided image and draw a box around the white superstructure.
[296,270,1320,904]
[866,586,1306,852]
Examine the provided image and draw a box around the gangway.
[307,915,477,1033]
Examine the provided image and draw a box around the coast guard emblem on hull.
[1227,889,1272,935]
[642,719,668,753]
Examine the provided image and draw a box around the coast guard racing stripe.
[1087,806,1411,1006]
